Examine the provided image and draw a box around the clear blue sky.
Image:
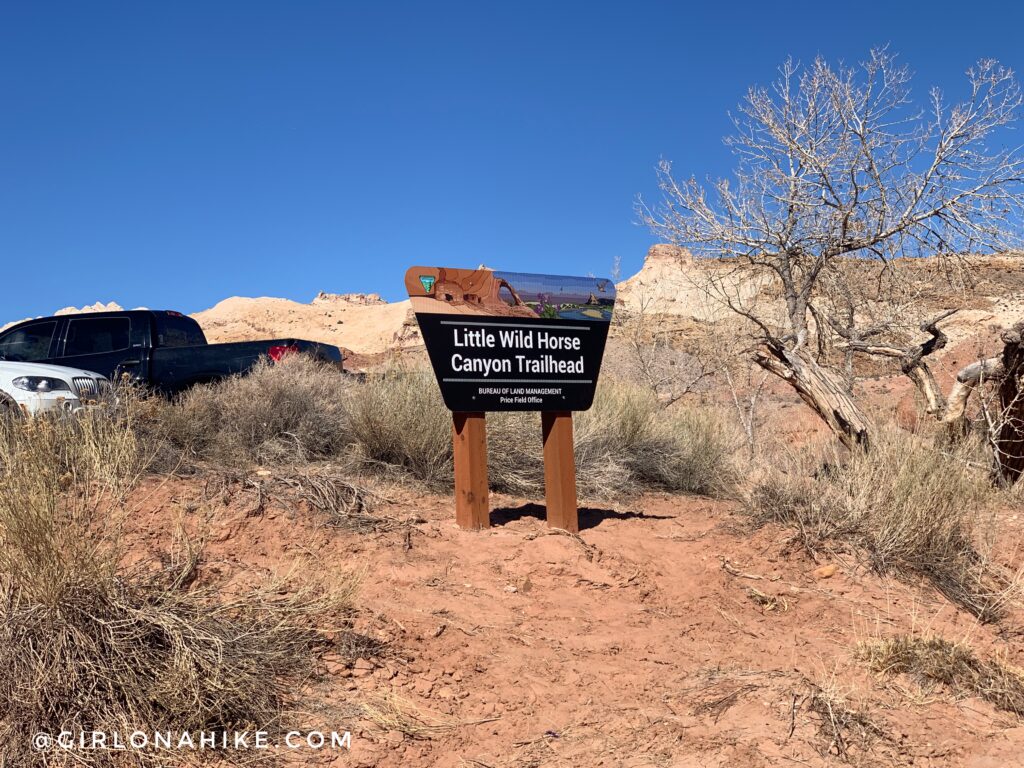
[2,1,1023,320]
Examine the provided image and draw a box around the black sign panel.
[405,267,615,412]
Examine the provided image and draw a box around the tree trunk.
[996,325,1024,485]
[940,357,1004,427]
[753,341,871,449]
[905,361,947,418]
[897,310,956,420]
[833,310,957,425]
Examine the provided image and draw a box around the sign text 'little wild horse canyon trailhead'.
[404,267,615,413]
[405,266,615,535]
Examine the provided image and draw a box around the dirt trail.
[124,479,1024,768]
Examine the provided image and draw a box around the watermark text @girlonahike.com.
[33,729,353,753]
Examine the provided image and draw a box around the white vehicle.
[0,361,109,417]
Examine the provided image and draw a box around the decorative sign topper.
[405,267,615,412]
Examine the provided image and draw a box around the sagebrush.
[748,425,1004,619]
[157,358,739,499]
[0,401,357,767]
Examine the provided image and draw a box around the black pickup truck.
[0,310,343,394]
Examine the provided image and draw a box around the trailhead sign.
[404,267,615,412]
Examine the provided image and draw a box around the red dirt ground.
[119,474,1024,768]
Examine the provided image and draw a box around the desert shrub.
[858,634,1024,715]
[345,369,453,486]
[748,425,1003,619]
[632,399,740,495]
[486,382,739,499]
[0,578,340,768]
[0,395,161,602]
[574,382,738,497]
[153,360,738,499]
[164,356,353,465]
[339,370,739,497]
[0,419,129,605]
[0,394,146,492]
[0,404,355,767]
[294,369,739,498]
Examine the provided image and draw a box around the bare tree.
[724,366,770,458]
[618,290,716,406]
[640,49,1024,449]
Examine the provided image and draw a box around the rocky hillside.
[192,292,419,358]
[615,243,765,320]
[9,248,1024,365]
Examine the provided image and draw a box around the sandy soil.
[121,475,1024,768]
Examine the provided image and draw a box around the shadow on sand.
[490,503,673,531]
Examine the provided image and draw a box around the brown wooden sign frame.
[450,410,579,533]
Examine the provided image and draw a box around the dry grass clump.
[618,394,740,496]
[806,677,885,761]
[358,692,458,740]
[345,369,452,486]
[0,394,146,490]
[748,425,1003,619]
[152,359,738,499]
[690,680,763,723]
[0,406,148,600]
[858,635,1024,716]
[577,383,703,494]
[265,467,414,532]
[0,406,356,767]
[164,356,354,466]
[0,579,339,767]
[488,382,740,499]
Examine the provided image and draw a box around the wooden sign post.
[452,412,489,529]
[449,410,579,532]
[541,411,578,533]
[405,266,613,535]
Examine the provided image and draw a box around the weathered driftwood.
[753,340,870,449]
[837,309,957,419]
[941,357,1005,425]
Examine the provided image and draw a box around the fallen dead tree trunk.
[823,312,1024,484]
[753,340,871,450]
[751,314,1024,484]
